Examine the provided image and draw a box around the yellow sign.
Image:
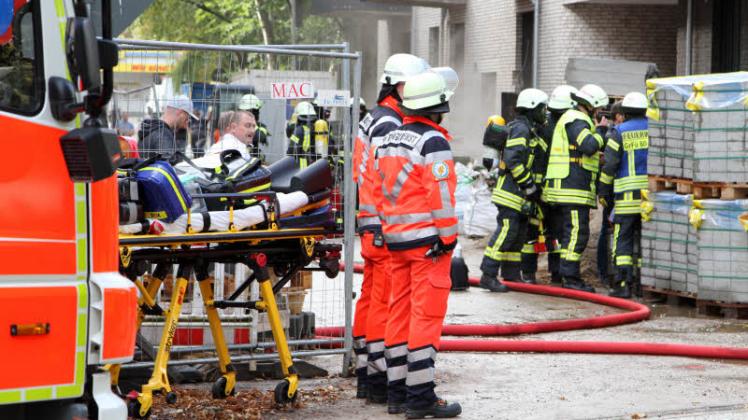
[622,130,649,151]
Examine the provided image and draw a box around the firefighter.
[238,93,270,159]
[375,69,462,418]
[599,91,649,298]
[286,101,317,168]
[525,85,578,285]
[352,53,430,409]
[479,88,549,291]
[542,84,609,293]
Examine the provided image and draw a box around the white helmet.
[548,85,578,111]
[294,101,316,117]
[572,84,608,109]
[516,88,548,110]
[621,91,648,111]
[401,70,456,113]
[380,53,430,85]
[238,94,263,111]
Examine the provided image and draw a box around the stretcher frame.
[112,192,341,418]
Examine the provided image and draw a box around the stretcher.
[113,189,342,418]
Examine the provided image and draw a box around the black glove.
[520,200,538,217]
[425,239,457,259]
[523,184,541,202]
[598,184,614,209]
[482,157,495,170]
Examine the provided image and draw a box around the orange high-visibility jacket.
[374,116,458,250]
[353,96,404,232]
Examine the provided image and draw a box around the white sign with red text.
[270,81,315,99]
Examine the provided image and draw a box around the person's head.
[610,100,624,125]
[294,101,317,125]
[163,95,198,130]
[121,111,129,121]
[378,53,431,103]
[238,94,262,121]
[225,110,257,145]
[548,85,578,116]
[217,111,235,136]
[570,84,608,119]
[401,69,458,124]
[516,88,549,125]
[621,91,648,121]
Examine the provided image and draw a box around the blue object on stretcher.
[136,161,193,222]
[280,204,334,229]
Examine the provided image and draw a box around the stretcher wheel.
[274,378,297,404]
[211,376,236,399]
[165,391,178,404]
[127,399,151,419]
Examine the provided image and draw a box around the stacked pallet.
[640,192,698,294]
[643,72,748,309]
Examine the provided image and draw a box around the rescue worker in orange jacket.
[375,68,462,419]
[351,53,430,406]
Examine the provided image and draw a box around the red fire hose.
[322,263,748,360]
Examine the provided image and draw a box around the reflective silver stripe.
[383,212,432,225]
[371,115,401,132]
[424,151,453,164]
[385,344,408,359]
[377,145,413,159]
[359,204,378,214]
[368,357,387,374]
[357,354,368,369]
[432,208,454,219]
[384,227,439,244]
[437,180,454,215]
[438,224,459,238]
[357,216,381,227]
[368,341,386,353]
[406,367,435,386]
[387,365,408,381]
[354,337,366,349]
[383,162,413,204]
[408,346,437,363]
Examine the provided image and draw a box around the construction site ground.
[148,211,748,420]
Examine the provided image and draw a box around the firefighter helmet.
[401,70,455,113]
[516,88,549,110]
[380,53,430,85]
[621,91,648,111]
[238,94,263,111]
[487,115,506,126]
[294,101,316,117]
[572,84,608,109]
[548,85,578,111]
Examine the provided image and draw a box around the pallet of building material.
[696,300,748,319]
[648,176,693,195]
[647,72,748,183]
[640,192,698,294]
[694,199,748,304]
[642,285,697,304]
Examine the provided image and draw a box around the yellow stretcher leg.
[130,265,192,418]
[195,264,237,399]
[255,265,299,404]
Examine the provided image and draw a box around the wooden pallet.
[692,183,748,200]
[696,300,748,319]
[642,285,697,306]
[643,286,748,319]
[648,176,748,200]
[648,176,693,195]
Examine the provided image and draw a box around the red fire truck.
[0,1,137,419]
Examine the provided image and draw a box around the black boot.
[356,376,368,399]
[479,274,509,292]
[550,272,562,285]
[521,273,537,284]
[406,399,462,419]
[609,267,632,298]
[388,400,407,414]
[562,277,595,293]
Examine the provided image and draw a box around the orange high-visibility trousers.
[352,235,374,387]
[360,231,392,397]
[385,245,452,407]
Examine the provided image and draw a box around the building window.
[0,0,44,115]
[711,0,746,72]
[450,23,465,73]
[428,26,439,65]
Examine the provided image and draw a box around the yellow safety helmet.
[486,115,506,126]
